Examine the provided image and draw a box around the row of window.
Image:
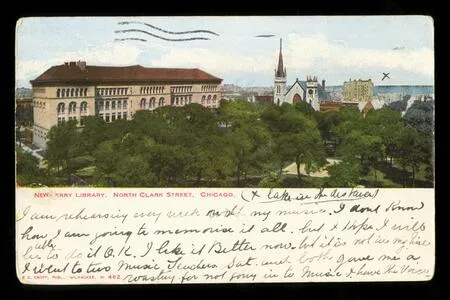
[57,88,88,98]
[33,100,46,109]
[171,86,192,94]
[201,85,217,92]
[201,99,217,105]
[140,86,165,94]
[57,116,88,125]
[96,87,129,96]
[96,100,129,111]
[171,98,192,106]
[99,112,128,123]
[140,97,165,109]
[201,95,217,101]
[57,102,88,114]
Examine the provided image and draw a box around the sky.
[15,16,434,88]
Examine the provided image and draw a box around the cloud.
[285,33,434,76]
[16,42,142,85]
[150,47,274,75]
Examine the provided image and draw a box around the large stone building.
[30,61,223,148]
[343,78,373,102]
[273,39,328,111]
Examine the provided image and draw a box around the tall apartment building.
[30,61,223,148]
[343,78,374,102]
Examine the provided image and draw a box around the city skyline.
[16,16,434,88]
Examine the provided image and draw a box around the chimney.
[69,61,76,67]
[322,79,325,89]
[76,60,87,71]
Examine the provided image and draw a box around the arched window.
[62,89,65,98]
[118,100,122,109]
[159,97,164,106]
[207,95,212,104]
[175,98,179,105]
[66,88,70,97]
[105,101,110,110]
[75,88,79,97]
[140,98,147,109]
[80,102,88,113]
[112,101,116,110]
[57,102,65,113]
[201,95,206,104]
[150,97,156,108]
[84,88,87,97]
[70,88,74,97]
[123,100,128,109]
[69,102,77,113]
[213,95,217,103]
[57,89,60,98]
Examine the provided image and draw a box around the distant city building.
[15,87,32,99]
[15,97,34,144]
[273,39,328,111]
[31,61,223,149]
[325,86,343,101]
[252,95,274,105]
[16,97,33,109]
[343,78,373,102]
[223,92,243,101]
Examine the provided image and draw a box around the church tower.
[306,75,320,111]
[274,38,287,105]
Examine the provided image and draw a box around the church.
[273,39,328,111]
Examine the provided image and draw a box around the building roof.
[285,78,329,101]
[31,62,223,86]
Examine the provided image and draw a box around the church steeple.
[276,38,286,78]
[274,38,287,105]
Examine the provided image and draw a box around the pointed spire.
[276,38,285,78]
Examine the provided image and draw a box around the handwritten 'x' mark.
[240,190,261,202]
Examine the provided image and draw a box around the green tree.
[147,144,187,186]
[112,155,156,187]
[16,148,44,186]
[326,159,360,187]
[365,108,403,166]
[403,100,434,136]
[271,104,326,180]
[315,110,341,155]
[45,120,78,173]
[397,126,430,187]
[221,101,272,186]
[92,139,120,183]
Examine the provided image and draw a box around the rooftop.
[31,61,223,86]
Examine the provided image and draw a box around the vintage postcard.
[15,16,434,285]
